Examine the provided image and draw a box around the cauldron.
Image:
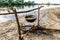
[25,15,37,22]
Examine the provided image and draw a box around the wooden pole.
[0,7,42,15]
[38,5,40,26]
[13,8,22,40]
[38,6,44,26]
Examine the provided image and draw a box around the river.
[0,5,60,23]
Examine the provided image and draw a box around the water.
[0,5,60,23]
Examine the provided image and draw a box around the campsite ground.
[0,7,60,40]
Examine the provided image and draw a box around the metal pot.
[25,15,37,22]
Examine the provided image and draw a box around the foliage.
[0,0,36,7]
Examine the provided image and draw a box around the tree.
[0,0,36,7]
[8,0,13,6]
[47,2,50,6]
[15,0,24,5]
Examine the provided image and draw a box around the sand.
[0,7,60,40]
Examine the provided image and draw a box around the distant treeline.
[0,0,37,7]
[38,3,60,5]
[0,0,60,7]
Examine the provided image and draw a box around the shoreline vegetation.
[0,0,60,7]
[0,0,37,7]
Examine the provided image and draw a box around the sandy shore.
[0,7,60,40]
